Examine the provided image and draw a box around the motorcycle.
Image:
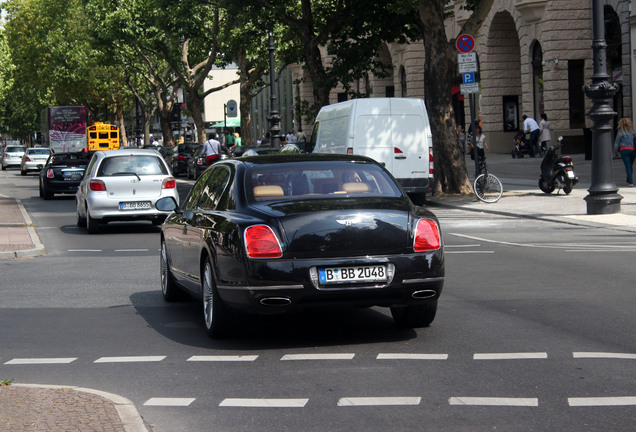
[538,136,579,194]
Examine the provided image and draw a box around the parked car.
[168,143,200,177]
[39,152,90,199]
[76,149,178,234]
[156,153,444,338]
[232,145,279,157]
[20,147,52,175]
[1,145,26,170]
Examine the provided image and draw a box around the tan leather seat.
[253,185,285,198]
[342,182,369,193]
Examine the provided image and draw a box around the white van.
[310,98,434,197]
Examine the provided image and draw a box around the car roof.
[94,149,162,158]
[235,153,379,166]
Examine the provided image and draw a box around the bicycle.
[473,156,503,203]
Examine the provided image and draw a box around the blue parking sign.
[462,72,475,84]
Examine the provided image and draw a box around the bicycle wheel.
[473,173,503,203]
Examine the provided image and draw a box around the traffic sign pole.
[456,34,480,177]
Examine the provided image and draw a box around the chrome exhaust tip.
[411,290,437,299]
[259,297,292,306]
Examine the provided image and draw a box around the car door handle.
[394,155,407,160]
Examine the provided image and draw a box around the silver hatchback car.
[76,149,179,234]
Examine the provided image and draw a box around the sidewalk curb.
[0,198,46,259]
[427,198,636,234]
[12,383,149,432]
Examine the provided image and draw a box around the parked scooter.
[538,136,579,194]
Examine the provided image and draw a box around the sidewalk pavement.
[0,151,634,430]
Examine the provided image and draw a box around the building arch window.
[531,41,544,117]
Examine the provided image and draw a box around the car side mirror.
[156,196,181,214]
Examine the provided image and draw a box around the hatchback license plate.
[120,201,151,210]
[319,265,387,284]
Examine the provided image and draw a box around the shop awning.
[209,118,240,128]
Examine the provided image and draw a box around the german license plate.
[120,201,151,210]
[319,265,387,284]
[63,172,82,181]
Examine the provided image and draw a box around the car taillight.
[347,148,353,155]
[46,168,54,178]
[25,156,32,162]
[177,155,188,161]
[245,225,283,259]
[162,177,176,189]
[429,147,434,177]
[89,179,107,191]
[394,147,404,154]
[413,218,441,252]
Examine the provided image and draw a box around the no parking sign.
[456,34,475,54]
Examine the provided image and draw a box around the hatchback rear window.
[5,146,25,153]
[97,155,168,176]
[246,161,402,202]
[27,148,51,155]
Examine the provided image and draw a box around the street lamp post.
[267,31,281,148]
[583,0,622,214]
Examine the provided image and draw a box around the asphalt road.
[2,169,636,432]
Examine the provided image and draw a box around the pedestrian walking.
[539,113,551,154]
[469,125,488,161]
[522,114,541,157]
[202,133,221,166]
[613,117,636,187]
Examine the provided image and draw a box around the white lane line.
[144,397,196,407]
[568,397,636,407]
[474,352,548,360]
[94,356,166,363]
[220,398,308,407]
[445,251,495,254]
[114,249,150,252]
[377,353,448,360]
[338,397,421,406]
[281,354,355,361]
[5,358,77,365]
[187,355,258,362]
[449,397,538,407]
[573,352,636,360]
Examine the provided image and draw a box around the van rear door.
[390,112,431,193]
[354,115,393,173]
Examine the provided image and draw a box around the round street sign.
[456,34,475,54]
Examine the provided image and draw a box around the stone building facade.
[287,0,634,153]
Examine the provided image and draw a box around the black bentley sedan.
[157,154,444,337]
[39,152,90,199]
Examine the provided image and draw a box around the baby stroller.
[511,130,531,158]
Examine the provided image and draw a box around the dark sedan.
[186,146,230,180]
[156,154,444,338]
[39,152,90,199]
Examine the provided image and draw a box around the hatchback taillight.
[245,225,283,259]
[177,155,188,161]
[413,218,441,252]
[46,168,54,178]
[25,156,32,162]
[89,179,107,191]
[162,177,176,189]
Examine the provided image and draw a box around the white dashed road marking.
[94,356,166,363]
[338,397,421,406]
[281,353,355,361]
[187,355,258,362]
[4,358,77,365]
[568,397,636,407]
[220,398,309,407]
[573,352,636,360]
[144,398,196,407]
[473,352,548,360]
[449,397,539,407]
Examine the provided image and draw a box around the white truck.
[310,98,434,200]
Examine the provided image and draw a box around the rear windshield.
[50,154,89,165]
[97,155,168,176]
[246,161,402,202]
[27,148,51,155]
[5,146,25,153]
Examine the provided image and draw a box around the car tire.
[76,205,86,227]
[86,209,100,234]
[1,164,5,171]
[160,241,179,301]
[202,256,232,338]
[39,181,44,198]
[21,169,26,176]
[391,300,437,328]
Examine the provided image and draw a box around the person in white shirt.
[522,114,541,157]
[202,133,221,166]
